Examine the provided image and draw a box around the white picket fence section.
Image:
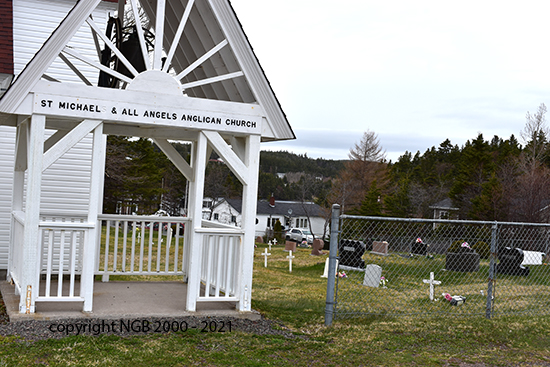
[37,217,93,302]
[196,223,243,303]
[8,211,26,295]
[96,214,191,277]
[10,212,244,308]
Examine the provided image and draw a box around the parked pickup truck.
[285,228,314,244]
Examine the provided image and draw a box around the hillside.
[259,150,346,178]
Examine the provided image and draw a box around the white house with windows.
[0,0,294,315]
[211,198,326,239]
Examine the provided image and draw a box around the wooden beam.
[19,114,46,313]
[14,118,28,172]
[181,71,243,91]
[153,0,166,70]
[237,134,261,312]
[62,47,133,84]
[186,132,208,312]
[42,119,102,172]
[81,124,105,312]
[230,136,246,162]
[176,39,228,81]
[86,18,140,77]
[163,0,196,73]
[44,129,69,153]
[152,138,195,182]
[129,0,150,71]
[203,130,248,186]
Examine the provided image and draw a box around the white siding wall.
[0,1,116,268]
[0,127,16,269]
[13,0,116,83]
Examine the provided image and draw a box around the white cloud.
[232,1,550,162]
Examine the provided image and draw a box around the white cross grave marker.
[423,272,441,301]
[262,248,271,267]
[287,250,295,272]
[268,240,272,252]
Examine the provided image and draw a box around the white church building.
[0,0,294,315]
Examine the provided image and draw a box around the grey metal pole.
[485,222,497,319]
[325,204,341,327]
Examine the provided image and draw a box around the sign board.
[33,93,262,134]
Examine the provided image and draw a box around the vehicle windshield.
[303,230,312,235]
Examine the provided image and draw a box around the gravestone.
[321,258,339,278]
[256,236,264,244]
[522,251,546,265]
[446,244,480,272]
[284,240,296,252]
[496,247,530,276]
[338,239,366,269]
[311,239,325,256]
[362,264,382,287]
[286,251,295,272]
[422,272,441,301]
[371,241,389,256]
[411,238,427,255]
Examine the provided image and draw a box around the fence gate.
[325,205,550,325]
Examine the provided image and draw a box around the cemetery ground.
[0,244,547,366]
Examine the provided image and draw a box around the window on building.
[214,213,219,220]
[231,215,236,223]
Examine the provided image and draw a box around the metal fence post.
[325,204,341,327]
[485,222,498,319]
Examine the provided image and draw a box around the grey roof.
[224,199,324,217]
[429,198,459,210]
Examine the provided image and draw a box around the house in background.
[211,197,326,239]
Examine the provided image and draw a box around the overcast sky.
[230,0,550,162]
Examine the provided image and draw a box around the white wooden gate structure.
[0,0,294,314]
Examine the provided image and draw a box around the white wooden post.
[186,132,208,312]
[8,118,28,285]
[19,114,45,313]
[81,123,105,312]
[236,134,260,311]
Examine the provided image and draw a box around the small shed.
[0,0,294,315]
[430,198,459,221]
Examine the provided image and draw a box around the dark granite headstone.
[338,239,366,269]
[496,247,530,276]
[411,238,427,255]
[446,243,480,272]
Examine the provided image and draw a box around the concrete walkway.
[0,281,261,322]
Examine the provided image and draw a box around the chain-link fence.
[324,205,550,324]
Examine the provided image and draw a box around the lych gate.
[0,0,294,314]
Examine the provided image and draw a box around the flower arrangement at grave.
[338,271,347,278]
[442,293,466,306]
[379,276,388,288]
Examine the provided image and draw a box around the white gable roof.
[0,0,294,142]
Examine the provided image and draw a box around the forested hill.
[259,150,346,178]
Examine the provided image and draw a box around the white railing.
[9,211,26,295]
[37,215,93,302]
[196,226,243,302]
[97,214,191,276]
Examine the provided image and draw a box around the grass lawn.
[0,243,548,366]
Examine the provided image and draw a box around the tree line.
[103,103,550,224]
[343,103,550,223]
[103,138,343,216]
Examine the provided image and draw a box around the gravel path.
[0,298,299,342]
